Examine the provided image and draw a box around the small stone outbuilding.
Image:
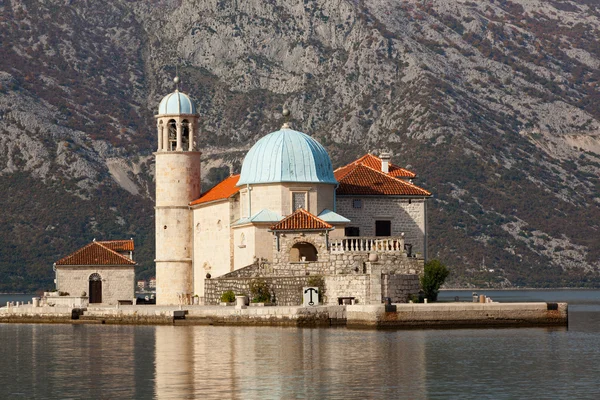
[53,239,136,305]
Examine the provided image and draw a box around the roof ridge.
[270,208,333,231]
[340,164,431,196]
[56,241,96,263]
[354,163,430,193]
[56,241,136,266]
[94,242,137,264]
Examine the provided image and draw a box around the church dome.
[158,91,196,115]
[238,128,337,186]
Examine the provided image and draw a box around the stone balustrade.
[330,236,405,254]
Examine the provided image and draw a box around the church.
[154,80,432,306]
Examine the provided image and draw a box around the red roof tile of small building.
[97,239,134,252]
[335,154,416,179]
[190,175,240,206]
[270,208,333,231]
[55,241,136,266]
[336,164,431,196]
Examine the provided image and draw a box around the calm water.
[1,290,600,399]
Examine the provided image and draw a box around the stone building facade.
[150,85,432,305]
[54,240,136,306]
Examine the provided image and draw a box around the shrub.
[420,259,450,302]
[220,290,236,303]
[249,279,271,303]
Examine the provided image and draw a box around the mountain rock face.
[1,0,599,291]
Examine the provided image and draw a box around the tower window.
[168,120,177,151]
[182,119,190,151]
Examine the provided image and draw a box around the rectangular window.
[345,227,360,237]
[292,192,307,211]
[352,199,362,209]
[375,220,391,237]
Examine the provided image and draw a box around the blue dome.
[238,128,337,186]
[158,91,196,115]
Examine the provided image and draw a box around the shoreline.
[0,302,568,329]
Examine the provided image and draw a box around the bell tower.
[154,76,201,305]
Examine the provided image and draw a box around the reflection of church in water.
[154,78,432,305]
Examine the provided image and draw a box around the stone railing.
[330,236,405,254]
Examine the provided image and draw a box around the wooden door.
[89,280,102,303]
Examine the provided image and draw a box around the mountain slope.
[1,0,599,291]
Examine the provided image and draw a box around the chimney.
[380,152,391,173]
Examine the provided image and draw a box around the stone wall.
[56,266,135,306]
[204,275,318,306]
[205,268,421,306]
[382,274,420,303]
[322,275,370,305]
[336,197,426,255]
[272,234,425,276]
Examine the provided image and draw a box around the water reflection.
[2,290,600,399]
[150,326,428,399]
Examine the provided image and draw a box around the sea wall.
[346,302,568,328]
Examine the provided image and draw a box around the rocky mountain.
[1,0,600,291]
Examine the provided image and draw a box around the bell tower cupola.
[156,76,199,152]
[154,76,201,305]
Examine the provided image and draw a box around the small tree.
[249,279,271,303]
[420,259,450,302]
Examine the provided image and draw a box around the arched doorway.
[89,273,102,304]
[290,242,318,262]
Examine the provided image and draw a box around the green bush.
[249,279,271,303]
[420,259,450,302]
[220,290,236,303]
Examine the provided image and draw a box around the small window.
[352,199,362,209]
[241,192,248,218]
[292,192,306,211]
[345,227,360,237]
[375,220,391,237]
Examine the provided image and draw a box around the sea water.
[1,290,599,399]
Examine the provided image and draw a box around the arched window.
[290,242,318,262]
[181,119,190,151]
[168,119,177,151]
[89,273,102,281]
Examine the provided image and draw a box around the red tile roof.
[55,241,136,266]
[190,175,240,206]
[336,164,431,196]
[270,208,333,231]
[336,154,416,179]
[97,239,134,252]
